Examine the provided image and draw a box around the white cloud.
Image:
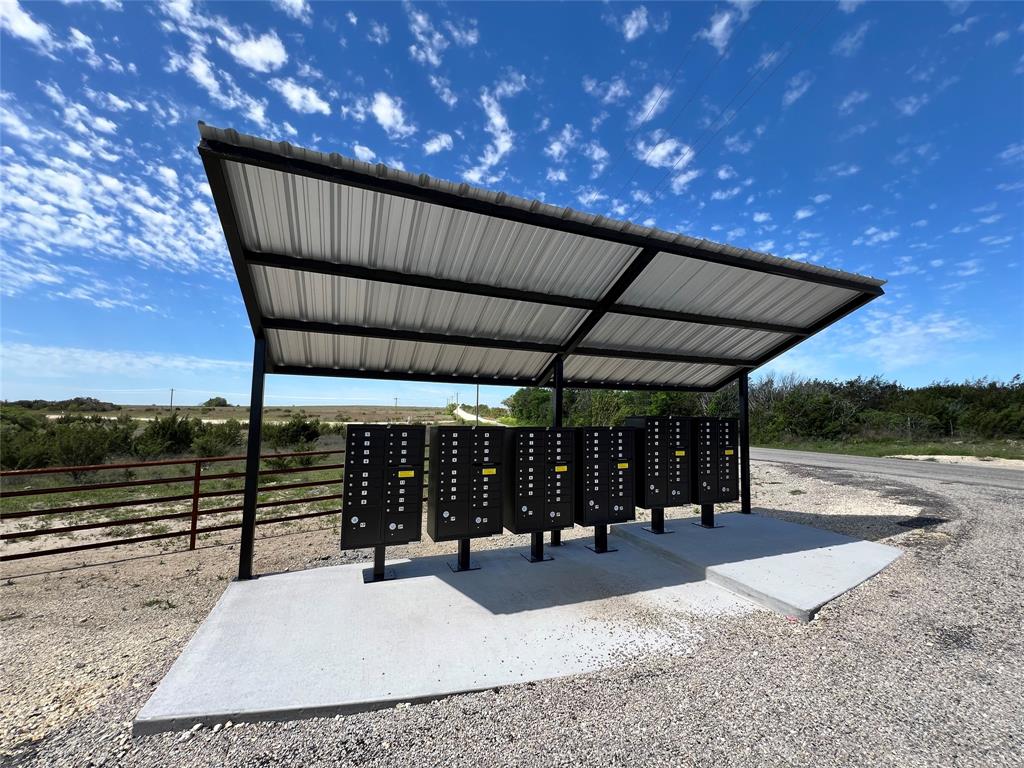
[353,144,376,162]
[406,3,448,67]
[462,71,526,185]
[630,84,672,127]
[622,6,649,41]
[793,207,814,221]
[782,71,814,108]
[544,123,579,163]
[697,9,735,55]
[157,166,179,188]
[670,169,702,194]
[0,0,55,54]
[370,91,416,138]
[368,21,389,45]
[582,76,630,105]
[546,168,568,183]
[997,142,1024,163]
[838,89,869,115]
[576,186,607,207]
[633,130,694,169]
[988,29,1011,47]
[346,10,358,25]
[724,132,753,154]
[894,94,929,116]
[0,342,247,380]
[752,212,771,223]
[222,30,288,73]
[851,309,977,370]
[832,21,872,57]
[947,16,979,34]
[827,162,861,177]
[583,141,610,177]
[838,0,865,12]
[852,226,899,246]
[272,0,311,24]
[423,132,453,155]
[812,193,831,204]
[166,49,269,127]
[711,186,742,201]
[445,19,479,46]
[755,239,775,251]
[429,75,457,108]
[269,78,331,115]
[717,165,737,180]
[912,219,928,227]
[980,235,1013,247]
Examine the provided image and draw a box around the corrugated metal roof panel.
[267,329,549,380]
[251,265,586,345]
[224,161,640,301]
[564,354,738,388]
[619,254,861,328]
[202,123,885,290]
[581,313,788,360]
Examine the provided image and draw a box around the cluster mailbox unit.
[576,426,637,552]
[427,426,505,570]
[624,416,692,533]
[692,417,740,518]
[502,427,576,535]
[340,424,426,580]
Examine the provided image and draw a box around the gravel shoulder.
[2,460,1022,768]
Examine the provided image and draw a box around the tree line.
[502,375,1024,443]
[0,409,344,471]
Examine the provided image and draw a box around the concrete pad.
[134,537,751,734]
[613,511,901,622]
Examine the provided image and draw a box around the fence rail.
[0,449,350,563]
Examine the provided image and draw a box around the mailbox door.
[383,512,421,543]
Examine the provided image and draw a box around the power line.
[625,2,837,224]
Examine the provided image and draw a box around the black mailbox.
[691,417,740,504]
[624,416,692,508]
[575,426,636,526]
[340,425,425,550]
[502,427,576,533]
[427,426,505,542]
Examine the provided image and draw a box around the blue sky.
[1,0,1022,408]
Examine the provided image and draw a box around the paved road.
[751,447,1024,491]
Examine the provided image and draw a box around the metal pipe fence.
[0,449,349,563]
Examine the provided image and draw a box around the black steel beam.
[200,140,885,296]
[262,317,563,354]
[247,249,806,335]
[246,250,598,312]
[201,154,264,338]
[573,347,754,367]
[701,290,882,393]
[271,364,538,388]
[562,378,722,393]
[609,304,809,336]
[538,247,660,384]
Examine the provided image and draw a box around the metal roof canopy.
[198,123,885,393]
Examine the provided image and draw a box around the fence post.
[189,460,202,550]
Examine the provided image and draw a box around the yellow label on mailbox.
[398,470,416,478]
[617,462,629,469]
[724,449,734,455]
[554,465,568,472]
[482,467,497,475]
[675,449,686,456]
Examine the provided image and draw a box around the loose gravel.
[2,461,1022,767]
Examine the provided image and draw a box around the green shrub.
[134,413,197,458]
[192,419,243,457]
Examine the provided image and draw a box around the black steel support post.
[550,357,565,548]
[449,537,479,573]
[587,524,617,554]
[739,371,752,514]
[647,507,668,534]
[700,504,716,529]
[237,336,266,581]
[363,544,397,583]
[525,531,552,563]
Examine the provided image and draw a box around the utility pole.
[475,384,480,425]
[169,388,174,410]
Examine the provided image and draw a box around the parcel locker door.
[383,512,421,543]
[469,506,502,536]
[434,502,468,539]
[341,509,382,548]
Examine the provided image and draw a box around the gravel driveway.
[2,460,1022,767]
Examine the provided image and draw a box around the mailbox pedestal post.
[363,544,396,583]
[449,537,479,573]
[698,504,716,529]
[646,507,672,535]
[587,524,616,554]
